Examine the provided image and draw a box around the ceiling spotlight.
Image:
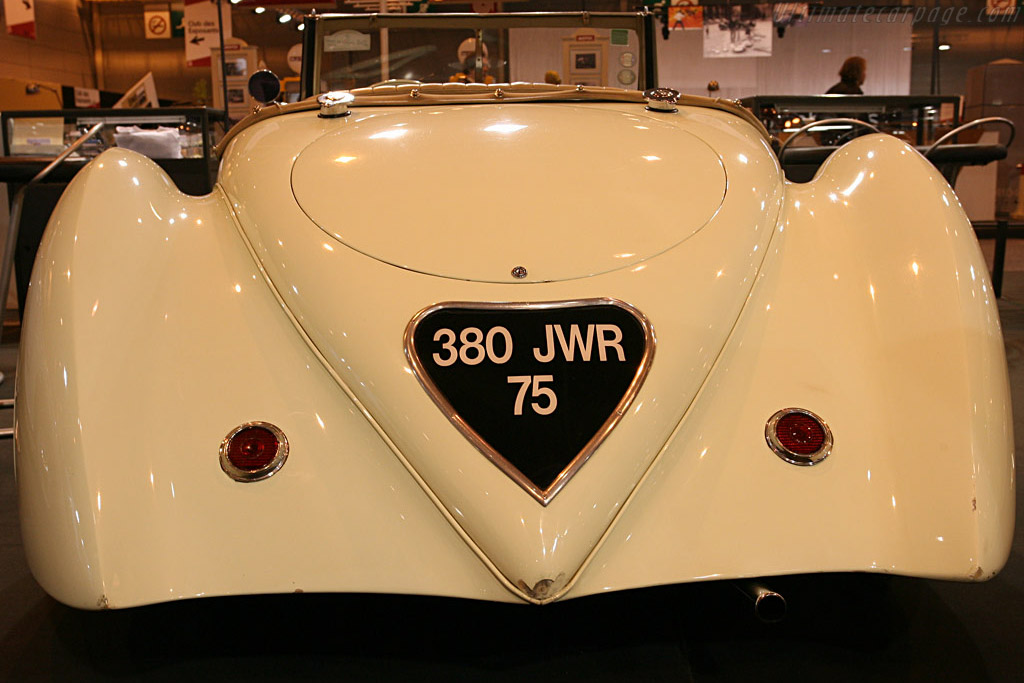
[229,0,242,4]
[297,22,305,30]
[938,43,951,51]
[254,6,265,13]
[278,12,292,22]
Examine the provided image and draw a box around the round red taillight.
[220,422,289,481]
[766,409,832,466]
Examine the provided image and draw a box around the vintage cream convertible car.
[16,12,1014,611]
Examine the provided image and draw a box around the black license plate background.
[410,303,649,492]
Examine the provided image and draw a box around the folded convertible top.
[215,82,771,156]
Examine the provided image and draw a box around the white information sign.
[324,30,371,53]
[184,0,232,67]
[287,43,303,75]
[74,87,101,108]
[113,72,160,109]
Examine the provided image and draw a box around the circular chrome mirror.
[247,70,282,105]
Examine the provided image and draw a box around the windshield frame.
[300,11,657,99]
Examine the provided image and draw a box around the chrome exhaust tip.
[734,580,787,623]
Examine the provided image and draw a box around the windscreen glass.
[317,23,642,91]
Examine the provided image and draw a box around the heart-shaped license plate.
[405,299,655,505]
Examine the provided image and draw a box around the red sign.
[234,0,335,7]
[4,0,36,39]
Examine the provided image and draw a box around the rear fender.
[572,135,1014,595]
[16,149,504,608]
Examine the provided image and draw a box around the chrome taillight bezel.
[220,421,290,482]
[765,408,833,466]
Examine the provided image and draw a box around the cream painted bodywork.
[15,97,1014,609]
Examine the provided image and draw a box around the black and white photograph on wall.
[702,4,773,58]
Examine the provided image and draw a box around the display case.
[740,95,963,146]
[1,107,225,194]
[1,107,226,315]
[735,95,1008,186]
[740,94,1014,296]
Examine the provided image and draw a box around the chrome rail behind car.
[0,397,12,438]
[776,118,883,157]
[922,116,1015,159]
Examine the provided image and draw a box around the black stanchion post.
[216,0,231,126]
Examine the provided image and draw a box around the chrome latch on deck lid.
[318,91,355,118]
[644,87,680,113]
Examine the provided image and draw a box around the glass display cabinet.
[740,95,1014,296]
[1,107,226,315]
[741,95,964,146]
[737,95,1010,185]
[2,107,225,193]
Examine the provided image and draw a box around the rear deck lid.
[290,103,726,282]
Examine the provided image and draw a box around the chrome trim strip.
[219,421,290,482]
[765,408,833,466]
[213,83,769,156]
[404,298,656,506]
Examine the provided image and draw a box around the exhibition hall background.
[0,0,1021,106]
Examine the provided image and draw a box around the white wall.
[656,18,913,99]
[506,19,911,98]
[508,27,642,86]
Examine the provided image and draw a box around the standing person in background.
[826,57,866,94]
